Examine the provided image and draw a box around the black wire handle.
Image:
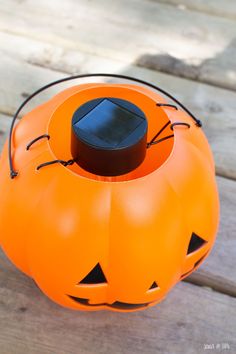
[147,134,174,147]
[36,159,75,171]
[26,134,50,151]
[170,122,191,130]
[9,73,202,179]
[156,103,178,110]
[147,121,171,148]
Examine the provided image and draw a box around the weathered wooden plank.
[0,32,236,180]
[0,251,235,354]
[0,54,66,117]
[155,0,236,20]
[0,114,11,152]
[0,0,236,90]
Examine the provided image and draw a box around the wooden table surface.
[0,1,236,353]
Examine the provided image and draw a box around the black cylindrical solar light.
[71,97,148,176]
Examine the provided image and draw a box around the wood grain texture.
[0,250,235,354]
[0,114,11,152]
[154,0,236,20]
[0,0,236,90]
[0,32,236,180]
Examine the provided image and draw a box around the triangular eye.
[79,263,107,284]
[187,232,206,254]
[149,281,158,290]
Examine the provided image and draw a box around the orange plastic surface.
[0,83,219,311]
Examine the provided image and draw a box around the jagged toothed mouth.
[68,295,151,310]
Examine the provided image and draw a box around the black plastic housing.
[71,97,147,176]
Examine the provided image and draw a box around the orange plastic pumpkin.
[0,74,219,312]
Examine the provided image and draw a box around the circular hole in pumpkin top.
[48,84,174,182]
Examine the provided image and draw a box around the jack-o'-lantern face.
[64,232,208,310]
[68,263,158,310]
[24,208,210,312]
[66,232,208,311]
[0,82,219,312]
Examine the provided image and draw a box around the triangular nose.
[187,232,206,254]
[79,263,107,284]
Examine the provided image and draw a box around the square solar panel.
[75,99,144,147]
